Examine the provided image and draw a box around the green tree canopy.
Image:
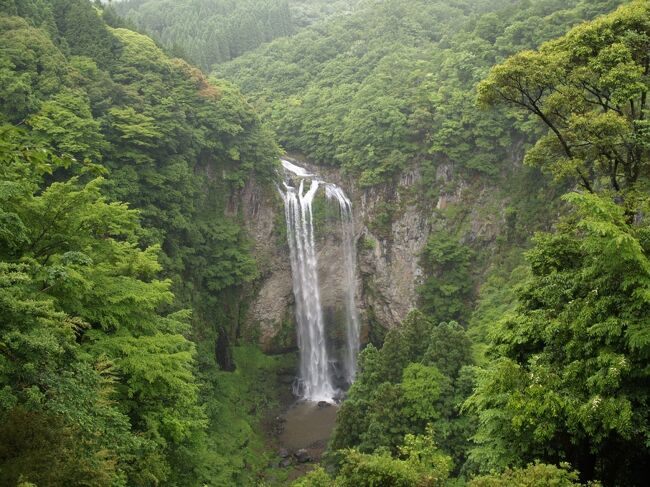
[478,1,650,194]
[467,192,650,485]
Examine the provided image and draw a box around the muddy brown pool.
[280,401,339,451]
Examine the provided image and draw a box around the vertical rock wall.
[239,159,437,353]
[238,142,531,354]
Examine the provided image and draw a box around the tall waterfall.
[326,185,361,383]
[279,158,360,402]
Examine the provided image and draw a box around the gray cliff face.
[232,177,294,351]
[231,130,537,354]
[357,167,430,333]
[239,154,513,353]
[239,159,433,353]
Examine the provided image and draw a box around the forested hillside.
[112,0,361,70]
[219,0,650,485]
[220,0,624,187]
[1,0,649,486]
[0,0,285,485]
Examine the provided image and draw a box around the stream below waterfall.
[264,395,339,482]
[280,401,338,452]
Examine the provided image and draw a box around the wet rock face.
[239,160,430,352]
[234,176,295,351]
[246,266,293,350]
[356,166,431,331]
[359,203,430,330]
[239,156,507,352]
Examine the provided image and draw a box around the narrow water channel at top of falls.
[278,157,361,403]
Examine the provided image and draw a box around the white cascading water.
[326,185,361,384]
[281,169,335,402]
[279,158,360,401]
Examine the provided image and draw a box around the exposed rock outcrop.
[232,177,295,351]
[237,147,522,355]
[358,167,431,331]
[238,158,432,354]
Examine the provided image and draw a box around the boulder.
[294,448,311,463]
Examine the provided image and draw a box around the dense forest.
[1,0,649,486]
[112,0,360,70]
[0,0,285,485]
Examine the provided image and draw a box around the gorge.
[2,0,648,486]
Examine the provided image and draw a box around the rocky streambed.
[266,398,338,481]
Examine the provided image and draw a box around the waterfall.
[326,185,361,384]
[281,172,335,402]
[279,158,360,402]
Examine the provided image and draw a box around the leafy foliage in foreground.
[0,132,205,485]
[478,0,650,193]
[293,429,452,487]
[0,0,281,484]
[329,311,476,475]
[293,461,589,487]
[467,193,650,485]
[467,462,585,487]
[466,5,650,484]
